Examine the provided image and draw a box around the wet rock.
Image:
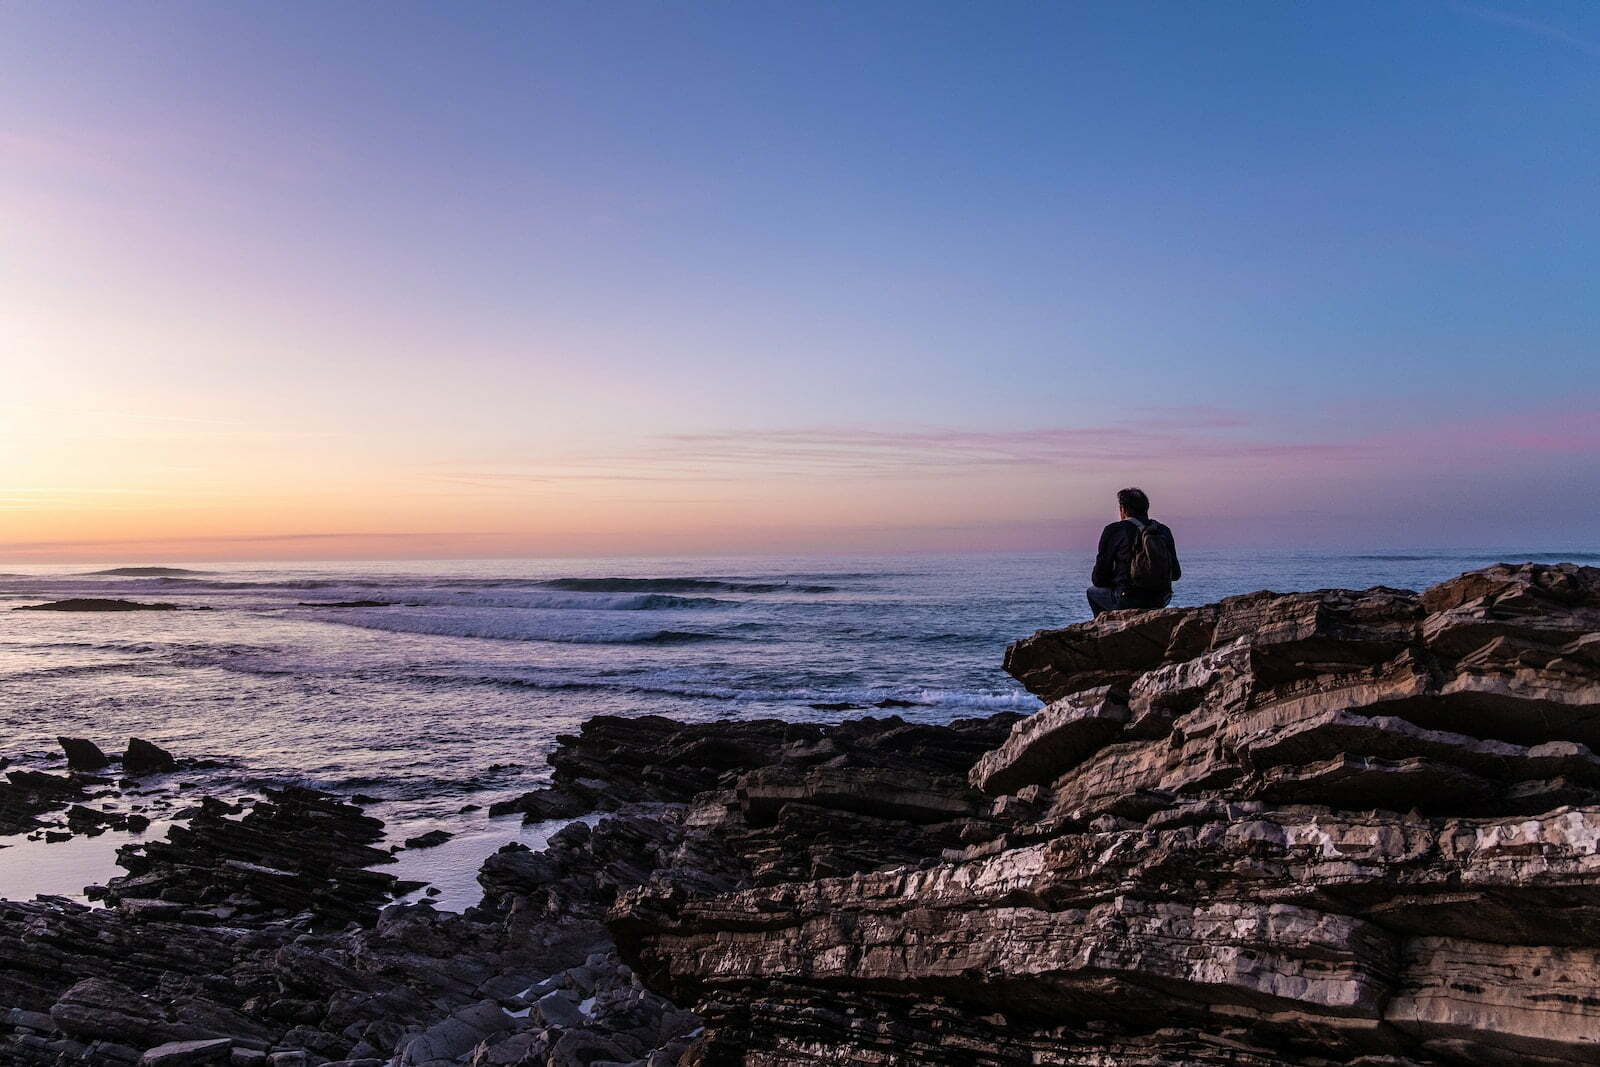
[0,769,87,833]
[100,787,397,929]
[66,804,131,833]
[57,737,110,771]
[395,999,509,1064]
[402,829,452,849]
[535,989,585,1028]
[123,738,178,777]
[51,978,200,1046]
[15,599,183,612]
[139,1038,233,1065]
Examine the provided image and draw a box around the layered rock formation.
[613,562,1600,1064]
[0,769,91,835]
[94,787,399,929]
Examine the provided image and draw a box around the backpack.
[1125,517,1174,590]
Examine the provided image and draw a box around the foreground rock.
[0,769,89,834]
[0,704,1019,1065]
[613,562,1600,1064]
[95,787,398,929]
[0,787,671,1065]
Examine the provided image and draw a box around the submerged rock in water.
[14,598,184,612]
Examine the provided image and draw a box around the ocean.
[3,548,1594,907]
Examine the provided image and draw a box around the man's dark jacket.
[1092,518,1181,594]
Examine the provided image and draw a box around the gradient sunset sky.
[3,2,1597,561]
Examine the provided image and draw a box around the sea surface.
[2,548,1594,907]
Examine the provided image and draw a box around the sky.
[2,1,1597,561]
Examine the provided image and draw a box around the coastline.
[1,561,1598,1064]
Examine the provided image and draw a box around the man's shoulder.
[1100,520,1140,546]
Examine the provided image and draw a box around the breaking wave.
[307,608,733,645]
[416,669,1034,709]
[534,577,837,594]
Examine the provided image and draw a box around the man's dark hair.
[1117,487,1150,519]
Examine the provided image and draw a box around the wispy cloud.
[1453,2,1600,60]
[0,404,250,428]
[428,411,1367,487]
[0,531,498,551]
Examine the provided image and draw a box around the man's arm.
[1091,524,1116,587]
[1168,528,1181,582]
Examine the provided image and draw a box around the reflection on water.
[0,819,171,903]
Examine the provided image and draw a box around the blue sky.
[2,2,1597,558]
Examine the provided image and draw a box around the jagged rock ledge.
[609,561,1600,1065]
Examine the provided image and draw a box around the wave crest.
[535,577,836,594]
[308,608,732,645]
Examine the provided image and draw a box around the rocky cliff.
[611,562,1600,1065]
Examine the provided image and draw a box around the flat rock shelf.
[2,562,1598,1066]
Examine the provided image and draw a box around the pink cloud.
[1368,407,1600,458]
[432,412,1373,486]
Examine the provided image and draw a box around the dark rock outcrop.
[85,568,207,577]
[489,711,1017,829]
[0,770,88,834]
[402,828,452,849]
[613,562,1600,1065]
[97,787,397,929]
[57,738,110,771]
[122,738,177,777]
[15,599,183,612]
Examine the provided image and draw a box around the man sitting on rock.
[1086,487,1181,616]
